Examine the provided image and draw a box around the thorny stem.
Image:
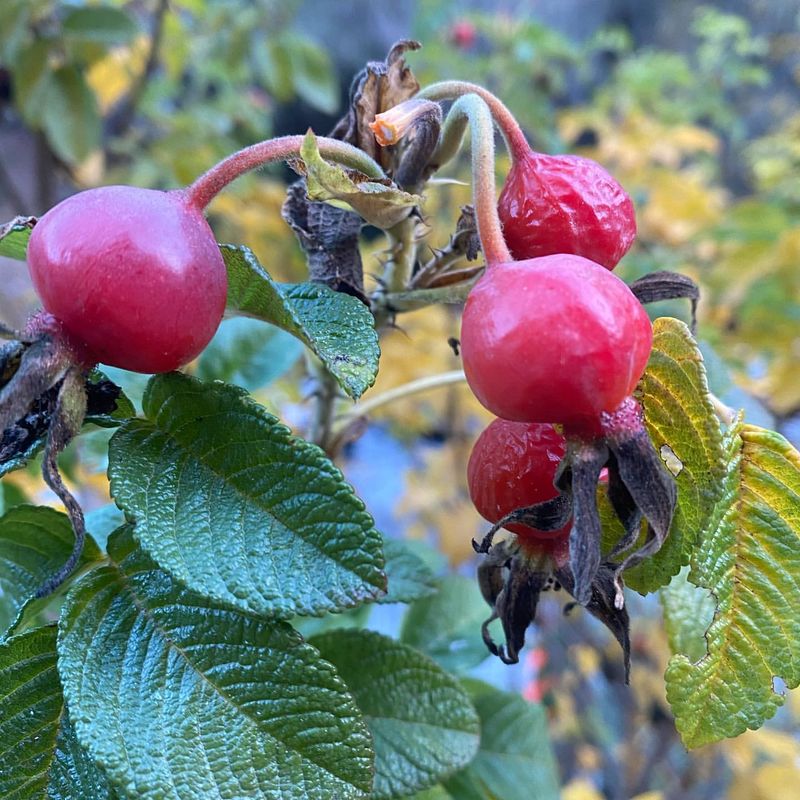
[418,80,530,163]
[383,215,419,294]
[186,135,387,210]
[436,95,512,266]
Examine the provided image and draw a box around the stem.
[186,135,386,210]
[338,370,466,426]
[438,95,512,266]
[418,80,530,163]
[383,215,419,294]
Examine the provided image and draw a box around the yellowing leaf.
[86,35,149,111]
[562,778,604,800]
[301,130,421,229]
[666,423,800,747]
[641,168,724,245]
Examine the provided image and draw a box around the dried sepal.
[629,270,699,332]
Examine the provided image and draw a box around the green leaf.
[310,629,480,799]
[403,787,453,800]
[380,537,438,604]
[84,504,125,553]
[12,40,52,125]
[0,216,35,260]
[0,505,102,637]
[665,423,800,747]
[195,317,303,392]
[0,626,117,799]
[660,567,715,664]
[108,372,386,618]
[62,6,138,46]
[301,130,421,229]
[58,528,373,799]
[284,35,339,114]
[40,66,100,164]
[443,680,561,800]
[618,317,726,593]
[222,244,379,400]
[400,575,490,673]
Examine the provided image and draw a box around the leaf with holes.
[310,629,479,799]
[665,423,800,747]
[0,506,102,637]
[0,626,119,799]
[57,527,374,800]
[222,244,379,400]
[108,372,385,619]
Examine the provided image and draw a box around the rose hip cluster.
[462,141,676,675]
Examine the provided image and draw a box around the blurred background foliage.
[1,1,800,798]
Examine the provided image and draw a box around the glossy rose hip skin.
[498,149,636,270]
[460,254,652,433]
[468,418,570,539]
[27,186,227,373]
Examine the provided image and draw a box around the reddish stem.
[185,135,386,210]
[417,81,530,163]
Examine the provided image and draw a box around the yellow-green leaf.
[300,130,420,229]
[665,423,800,747]
[614,317,726,593]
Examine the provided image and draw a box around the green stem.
[418,81,530,163]
[438,95,512,266]
[186,135,386,210]
[384,215,419,294]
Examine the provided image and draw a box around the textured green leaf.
[400,575,490,673]
[443,680,560,800]
[618,317,726,593]
[665,423,800,747]
[0,216,35,260]
[57,528,374,800]
[301,130,421,229]
[195,317,303,392]
[41,66,100,164]
[62,7,137,45]
[311,629,480,799]
[0,626,117,799]
[108,372,385,618]
[0,506,101,637]
[660,567,715,664]
[222,244,379,400]
[380,537,438,604]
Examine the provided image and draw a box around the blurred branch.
[105,0,169,140]
[0,157,30,215]
[337,369,466,426]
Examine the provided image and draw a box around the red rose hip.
[498,148,636,270]
[468,418,570,540]
[27,186,227,373]
[460,254,652,434]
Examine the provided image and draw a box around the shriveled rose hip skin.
[460,254,652,434]
[27,185,227,374]
[498,149,636,270]
[468,418,570,540]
